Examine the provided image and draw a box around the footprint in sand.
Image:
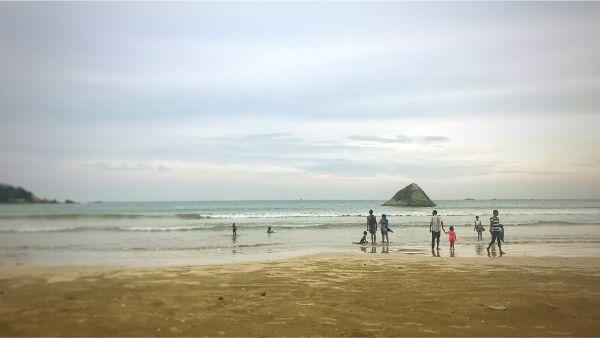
[319,317,337,325]
[419,328,440,334]
[495,325,517,330]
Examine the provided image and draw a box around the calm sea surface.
[1,199,599,265]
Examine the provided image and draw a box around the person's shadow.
[370,246,377,254]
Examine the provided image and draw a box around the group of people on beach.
[359,208,506,256]
[358,209,394,245]
[232,208,506,256]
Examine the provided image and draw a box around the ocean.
[1,199,599,266]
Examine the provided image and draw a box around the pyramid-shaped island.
[383,183,436,207]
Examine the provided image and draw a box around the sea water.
[1,199,599,265]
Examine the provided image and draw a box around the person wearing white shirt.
[429,210,446,251]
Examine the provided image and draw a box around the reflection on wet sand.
[475,239,484,256]
[487,246,504,258]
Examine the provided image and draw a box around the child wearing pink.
[447,226,457,250]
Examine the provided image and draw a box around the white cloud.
[1,2,599,199]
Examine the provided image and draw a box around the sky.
[1,2,599,201]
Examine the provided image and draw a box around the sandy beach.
[1,254,599,337]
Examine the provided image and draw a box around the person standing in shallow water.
[379,214,391,243]
[487,210,505,255]
[366,210,378,244]
[474,216,484,239]
[232,223,237,236]
[430,210,446,251]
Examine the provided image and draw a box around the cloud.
[1,3,599,199]
[87,162,173,172]
[493,169,574,176]
[302,159,492,179]
[348,135,450,145]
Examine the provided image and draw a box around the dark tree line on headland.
[0,183,74,204]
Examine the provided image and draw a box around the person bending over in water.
[474,216,484,239]
[379,214,392,243]
[366,210,378,244]
[487,210,505,255]
[266,226,274,234]
[430,210,446,251]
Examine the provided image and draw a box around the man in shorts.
[430,210,446,251]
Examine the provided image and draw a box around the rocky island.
[0,183,71,204]
[383,183,436,207]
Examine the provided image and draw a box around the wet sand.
[1,254,599,337]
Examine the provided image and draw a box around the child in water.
[446,226,457,251]
[474,216,484,239]
[355,231,368,245]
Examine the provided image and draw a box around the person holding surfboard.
[366,210,378,244]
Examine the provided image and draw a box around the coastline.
[1,253,599,336]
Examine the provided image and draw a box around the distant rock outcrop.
[383,183,436,207]
[0,184,59,204]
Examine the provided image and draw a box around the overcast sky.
[1,2,599,201]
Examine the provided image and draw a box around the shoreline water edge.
[1,200,599,336]
[1,199,599,266]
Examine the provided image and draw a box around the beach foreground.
[1,254,599,337]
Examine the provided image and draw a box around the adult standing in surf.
[487,210,505,255]
[366,210,378,244]
[430,210,445,251]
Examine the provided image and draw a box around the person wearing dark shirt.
[366,209,378,244]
